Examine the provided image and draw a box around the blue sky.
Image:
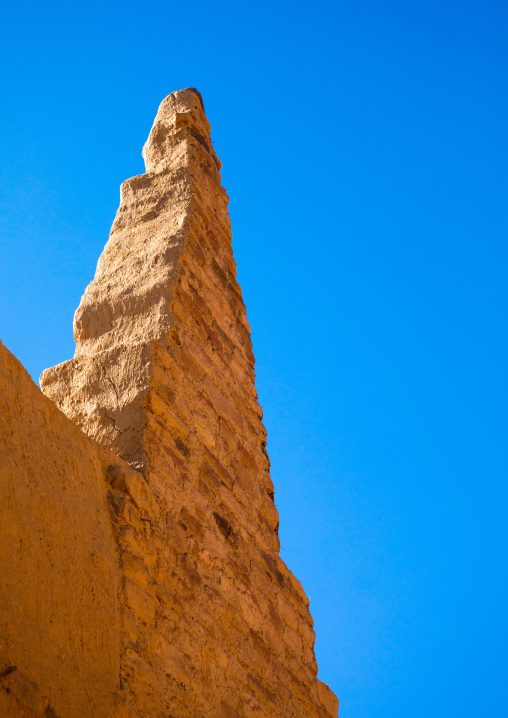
[1,1,507,716]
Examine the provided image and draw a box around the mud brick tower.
[0,88,338,717]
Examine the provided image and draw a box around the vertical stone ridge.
[40,88,338,717]
[40,88,217,470]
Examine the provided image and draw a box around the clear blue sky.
[1,1,507,716]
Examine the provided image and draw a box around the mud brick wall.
[37,88,338,717]
[0,338,122,717]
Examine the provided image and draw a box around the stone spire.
[40,89,338,717]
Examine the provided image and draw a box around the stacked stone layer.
[38,88,338,717]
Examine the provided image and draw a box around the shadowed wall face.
[0,339,122,718]
[36,88,338,717]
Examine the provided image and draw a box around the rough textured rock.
[3,87,338,716]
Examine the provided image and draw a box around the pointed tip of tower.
[184,87,205,112]
[142,87,218,173]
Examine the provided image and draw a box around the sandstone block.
[317,680,339,716]
[122,578,157,626]
[108,465,160,521]
[121,550,150,589]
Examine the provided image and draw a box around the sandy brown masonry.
[1,87,338,717]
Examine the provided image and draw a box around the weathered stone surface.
[0,338,122,716]
[2,87,338,716]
